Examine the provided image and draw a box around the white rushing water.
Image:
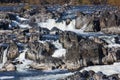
[81,62,120,76]
[52,41,66,58]
[38,18,120,77]
[38,19,76,30]
[16,49,33,70]
[2,47,8,65]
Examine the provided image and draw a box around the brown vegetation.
[0,0,120,6]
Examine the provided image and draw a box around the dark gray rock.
[50,27,63,35]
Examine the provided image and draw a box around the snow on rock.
[81,62,120,75]
[52,41,66,58]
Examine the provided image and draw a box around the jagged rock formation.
[62,70,120,80]
[26,41,55,62]
[7,42,19,61]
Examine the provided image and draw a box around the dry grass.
[0,0,120,6]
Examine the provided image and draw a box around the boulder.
[50,27,63,35]
[2,62,16,71]
[108,74,120,80]
[93,72,104,80]
[30,57,64,70]
[5,63,16,71]
[102,48,120,64]
[66,18,71,25]
[66,39,105,67]
[75,13,91,29]
[59,31,80,49]
[39,27,50,35]
[26,42,55,62]
[0,68,6,72]
[7,42,19,61]
[29,62,52,70]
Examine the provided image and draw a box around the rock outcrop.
[7,42,19,61]
[30,57,64,70]
[1,61,16,72]
[26,41,55,62]
[62,70,120,80]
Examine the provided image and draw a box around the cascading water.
[2,47,8,65]
[52,41,66,58]
[16,48,33,70]
[17,49,28,62]
[38,19,76,31]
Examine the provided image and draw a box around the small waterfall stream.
[16,49,33,70]
[2,47,8,65]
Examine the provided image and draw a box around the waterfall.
[38,19,76,31]
[17,49,28,62]
[52,41,66,58]
[16,49,33,70]
[2,47,8,65]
